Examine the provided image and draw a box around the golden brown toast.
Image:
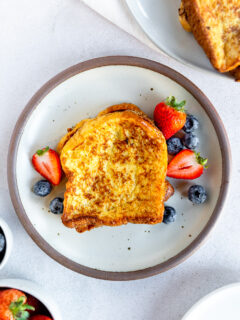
[178,1,192,32]
[58,103,173,196]
[179,0,240,73]
[57,119,90,155]
[57,103,150,155]
[58,104,169,233]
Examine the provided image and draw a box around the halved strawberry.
[32,147,62,185]
[154,96,187,140]
[167,149,208,179]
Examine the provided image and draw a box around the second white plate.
[183,283,240,320]
[126,0,214,72]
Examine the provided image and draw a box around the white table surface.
[0,1,239,319]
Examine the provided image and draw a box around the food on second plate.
[163,206,177,224]
[183,132,199,150]
[0,289,34,320]
[188,185,207,204]
[33,180,52,197]
[58,103,174,233]
[32,147,62,185]
[167,137,184,155]
[167,150,208,179]
[49,197,64,214]
[178,0,240,80]
[154,96,186,140]
[0,228,6,262]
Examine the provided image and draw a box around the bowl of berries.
[0,279,62,320]
[0,218,13,271]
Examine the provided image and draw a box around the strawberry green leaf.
[9,296,35,320]
[195,152,208,168]
[165,96,186,112]
[36,146,49,156]
[16,311,31,320]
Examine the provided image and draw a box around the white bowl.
[0,217,13,270]
[0,278,62,320]
[182,283,240,320]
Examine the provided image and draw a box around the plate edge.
[7,56,232,281]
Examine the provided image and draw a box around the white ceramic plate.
[8,57,230,280]
[182,283,240,320]
[125,0,214,72]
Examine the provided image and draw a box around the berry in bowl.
[0,279,62,320]
[0,218,13,270]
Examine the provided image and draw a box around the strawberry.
[154,96,187,140]
[32,147,62,185]
[26,296,41,315]
[0,289,34,320]
[167,149,208,179]
[30,316,52,320]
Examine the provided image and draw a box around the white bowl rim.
[0,217,13,270]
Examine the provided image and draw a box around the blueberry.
[33,180,52,197]
[183,133,199,150]
[167,137,183,155]
[183,115,199,133]
[188,185,207,204]
[50,197,64,214]
[163,206,177,224]
[0,232,6,254]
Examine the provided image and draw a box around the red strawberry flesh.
[32,147,62,185]
[167,149,207,180]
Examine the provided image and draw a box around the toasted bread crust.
[182,0,240,73]
[178,2,192,32]
[97,103,144,116]
[63,179,174,233]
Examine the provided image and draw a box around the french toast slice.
[57,119,90,155]
[59,106,168,233]
[57,103,149,155]
[179,0,240,73]
[178,1,192,32]
[58,103,173,201]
